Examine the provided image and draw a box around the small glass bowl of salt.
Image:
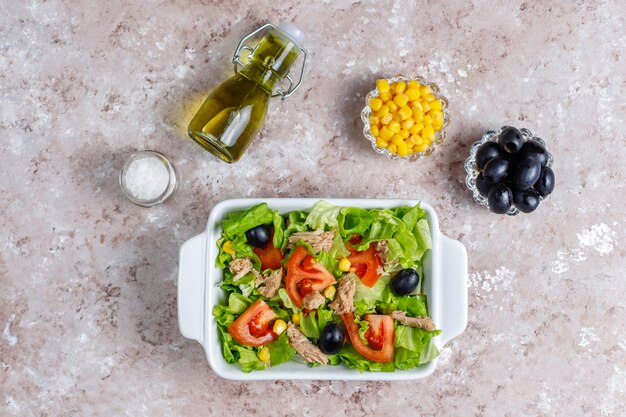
[119,150,178,207]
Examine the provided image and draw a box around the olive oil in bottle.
[188,23,307,163]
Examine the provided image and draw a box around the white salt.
[123,156,169,201]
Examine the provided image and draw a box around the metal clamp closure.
[232,23,307,99]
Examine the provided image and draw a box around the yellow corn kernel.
[223,241,236,257]
[389,144,398,154]
[405,87,420,101]
[376,79,390,93]
[409,123,424,135]
[369,97,383,112]
[338,258,352,271]
[370,124,380,137]
[376,137,389,148]
[400,129,410,139]
[422,93,436,103]
[381,113,393,125]
[407,134,419,145]
[324,285,336,300]
[421,101,431,113]
[292,313,301,325]
[414,142,429,153]
[408,80,421,89]
[376,105,390,118]
[430,99,443,111]
[423,115,432,126]
[397,141,409,157]
[392,112,402,122]
[401,118,414,130]
[258,346,270,362]
[422,126,435,140]
[419,85,432,96]
[379,91,392,102]
[432,119,444,130]
[393,93,409,108]
[430,109,443,120]
[391,134,404,145]
[411,101,423,111]
[369,116,379,126]
[387,100,398,112]
[273,319,287,336]
[379,126,394,140]
[395,81,406,94]
[388,120,401,133]
[398,105,412,120]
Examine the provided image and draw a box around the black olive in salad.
[319,323,344,355]
[245,224,271,247]
[390,268,420,296]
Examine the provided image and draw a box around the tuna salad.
[212,201,439,373]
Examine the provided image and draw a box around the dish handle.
[438,235,468,347]
[178,233,207,344]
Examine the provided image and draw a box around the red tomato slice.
[253,228,284,270]
[347,243,382,288]
[286,246,336,308]
[228,299,278,347]
[342,313,394,363]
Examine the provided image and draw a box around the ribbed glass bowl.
[464,126,554,215]
[360,75,451,161]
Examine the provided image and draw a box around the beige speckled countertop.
[1,1,625,416]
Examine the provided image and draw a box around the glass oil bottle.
[187,23,307,163]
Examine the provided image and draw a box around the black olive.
[390,268,420,295]
[319,323,344,354]
[519,140,549,166]
[513,156,542,190]
[513,188,541,213]
[476,142,503,169]
[534,166,555,197]
[475,173,492,197]
[488,184,513,214]
[482,157,510,184]
[498,127,524,154]
[245,224,270,248]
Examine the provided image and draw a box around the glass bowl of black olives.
[464,126,555,215]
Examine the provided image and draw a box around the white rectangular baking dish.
[178,198,467,380]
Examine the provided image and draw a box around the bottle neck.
[237,29,300,95]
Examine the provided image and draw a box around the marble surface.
[1,0,625,416]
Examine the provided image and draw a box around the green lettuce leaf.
[222,203,275,238]
[338,207,373,236]
[394,324,441,369]
[228,292,251,315]
[299,303,335,339]
[235,346,266,373]
[338,345,395,372]
[267,332,296,367]
[304,201,341,230]
[352,274,391,316]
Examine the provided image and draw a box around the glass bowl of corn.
[361,75,450,161]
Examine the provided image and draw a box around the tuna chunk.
[375,240,398,273]
[229,257,254,282]
[287,323,328,365]
[288,230,335,253]
[302,291,325,310]
[255,268,283,298]
[329,274,356,315]
[391,310,436,331]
